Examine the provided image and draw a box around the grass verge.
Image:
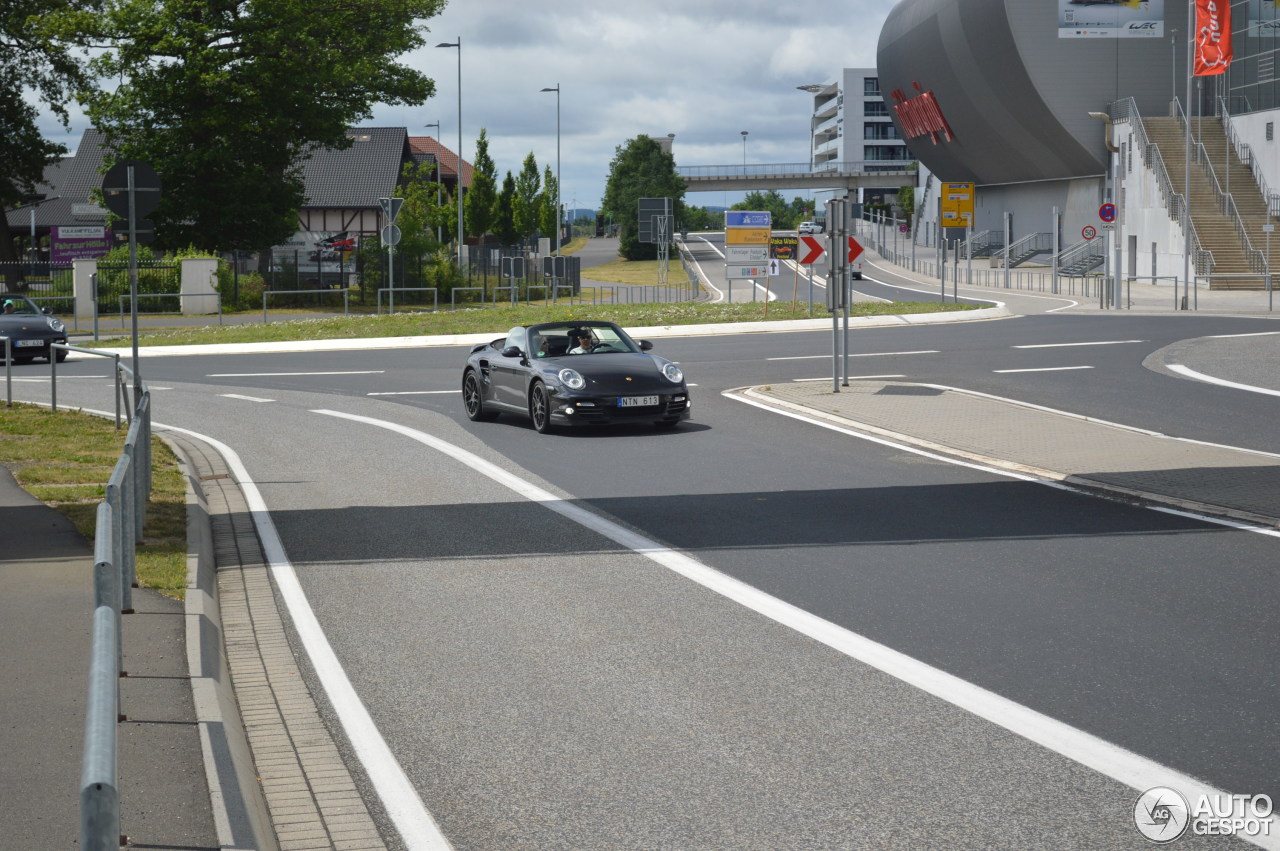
[85,300,977,348]
[0,402,188,599]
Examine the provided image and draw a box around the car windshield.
[528,323,639,358]
[2,298,40,316]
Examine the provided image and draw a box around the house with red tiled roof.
[407,136,472,191]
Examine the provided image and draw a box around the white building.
[802,68,914,211]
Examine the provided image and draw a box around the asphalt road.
[11,310,1278,849]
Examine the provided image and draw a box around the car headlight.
[558,368,586,390]
[47,317,65,332]
[662,362,683,384]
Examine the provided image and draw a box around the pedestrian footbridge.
[676,162,913,193]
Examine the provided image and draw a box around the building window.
[1269,122,1275,142]
[863,77,880,97]
[864,101,889,117]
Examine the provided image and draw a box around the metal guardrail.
[676,162,912,179]
[377,286,438,314]
[36,346,154,850]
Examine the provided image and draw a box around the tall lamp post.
[541,85,561,255]
[741,130,749,169]
[424,120,443,245]
[436,38,464,272]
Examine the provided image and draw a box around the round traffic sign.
[1098,203,1116,223]
[1082,225,1097,240]
[380,224,402,246]
[102,160,161,219]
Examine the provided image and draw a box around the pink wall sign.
[51,226,113,263]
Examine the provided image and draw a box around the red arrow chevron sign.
[798,235,825,265]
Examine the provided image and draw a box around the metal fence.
[95,263,180,315]
[0,260,75,314]
[12,346,154,849]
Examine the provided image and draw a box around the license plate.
[617,395,659,407]
[14,339,44,348]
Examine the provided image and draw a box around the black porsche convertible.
[461,320,691,433]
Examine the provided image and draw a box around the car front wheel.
[463,370,498,422]
[529,382,554,434]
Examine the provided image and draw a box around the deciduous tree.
[513,153,541,243]
[52,0,444,253]
[1,0,92,288]
[601,135,685,260]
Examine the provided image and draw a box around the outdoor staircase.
[1143,116,1274,289]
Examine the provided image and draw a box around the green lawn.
[86,300,977,348]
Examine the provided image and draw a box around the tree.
[513,153,541,243]
[465,128,497,241]
[732,190,794,228]
[538,165,559,249]
[495,172,518,247]
[52,0,445,254]
[601,135,685,260]
[1,0,93,289]
[395,161,445,258]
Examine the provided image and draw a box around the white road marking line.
[769,350,938,361]
[1207,331,1280,339]
[154,422,453,851]
[206,370,385,377]
[1168,363,1280,398]
[219,393,276,403]
[795,375,905,382]
[1012,340,1145,349]
[367,390,458,396]
[315,406,1278,849]
[993,366,1094,373]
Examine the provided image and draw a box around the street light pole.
[424,121,443,245]
[541,85,561,256]
[741,130,748,170]
[436,38,464,272]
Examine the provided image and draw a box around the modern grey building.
[875,0,1280,289]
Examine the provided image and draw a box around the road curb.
[85,304,1013,358]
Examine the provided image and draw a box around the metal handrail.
[992,232,1052,265]
[1188,131,1268,273]
[1219,96,1280,217]
[1123,96,1215,276]
[1056,238,1106,273]
[60,359,152,850]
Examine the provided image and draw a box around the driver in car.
[569,328,595,354]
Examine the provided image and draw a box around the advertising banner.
[1194,0,1233,75]
[1058,0,1164,38]
[51,226,112,263]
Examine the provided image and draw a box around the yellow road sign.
[941,182,975,228]
[725,227,771,245]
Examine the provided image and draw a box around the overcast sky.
[39,0,894,212]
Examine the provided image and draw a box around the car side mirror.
[501,345,523,358]
[41,307,52,316]
[638,340,654,351]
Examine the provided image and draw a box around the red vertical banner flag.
[1194,0,1233,76]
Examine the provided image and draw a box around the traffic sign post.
[102,160,161,397]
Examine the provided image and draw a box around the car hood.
[0,315,56,332]
[545,353,680,387]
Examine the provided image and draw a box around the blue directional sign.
[725,211,772,228]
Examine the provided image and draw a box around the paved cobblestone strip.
[165,431,388,851]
